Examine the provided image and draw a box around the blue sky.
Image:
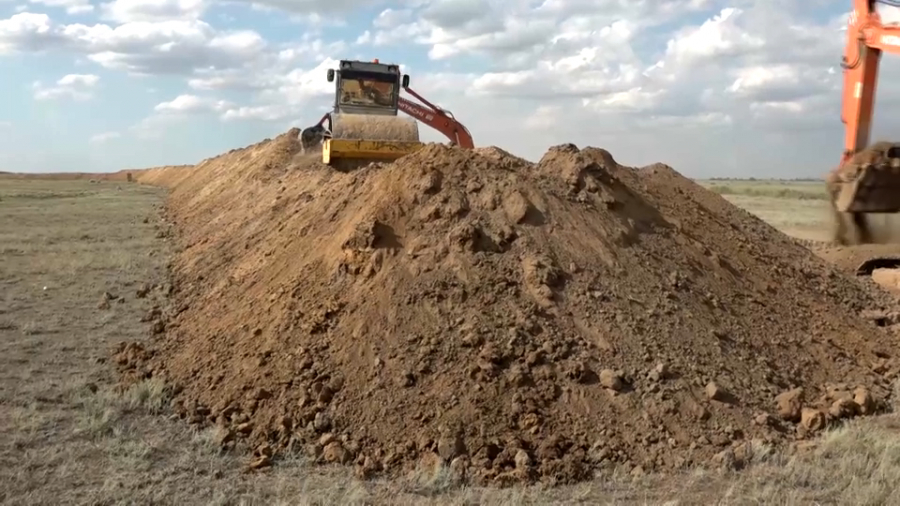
[0,0,896,177]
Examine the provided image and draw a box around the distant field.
[696,179,900,242]
[695,179,833,241]
[700,180,828,200]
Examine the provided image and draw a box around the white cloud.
[27,0,93,14]
[222,0,391,16]
[373,7,412,28]
[187,70,268,91]
[58,73,99,86]
[0,120,11,128]
[178,34,344,93]
[276,36,347,65]
[90,131,120,142]
[0,13,65,53]
[219,58,336,121]
[77,21,267,75]
[130,93,231,138]
[154,93,231,113]
[99,0,206,23]
[33,73,99,100]
[726,64,833,103]
[663,8,764,65]
[0,13,266,75]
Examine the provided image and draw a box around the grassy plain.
[0,177,898,505]
[698,180,831,241]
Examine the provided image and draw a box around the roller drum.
[330,113,420,143]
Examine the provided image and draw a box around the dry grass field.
[1,177,900,505]
[699,180,831,241]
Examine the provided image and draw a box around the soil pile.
[120,129,899,484]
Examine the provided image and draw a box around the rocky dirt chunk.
[854,386,876,414]
[775,388,804,422]
[800,408,827,433]
[323,441,351,464]
[599,369,624,391]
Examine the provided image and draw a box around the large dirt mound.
[120,129,899,484]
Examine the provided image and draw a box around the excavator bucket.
[324,113,424,166]
[829,142,900,213]
[300,124,326,154]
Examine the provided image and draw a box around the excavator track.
[324,113,424,170]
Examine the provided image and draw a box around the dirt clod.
[829,398,859,419]
[775,388,804,421]
[800,408,827,433]
[599,369,624,391]
[705,382,732,403]
[136,284,152,298]
[514,449,532,470]
[854,386,875,414]
[248,455,271,470]
[323,441,351,464]
[313,412,332,432]
[437,434,466,461]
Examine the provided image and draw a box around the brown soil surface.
[796,240,900,304]
[118,129,900,485]
[871,268,900,295]
[804,241,900,273]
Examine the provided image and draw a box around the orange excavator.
[829,0,900,244]
[300,59,473,168]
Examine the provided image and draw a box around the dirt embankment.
[118,129,899,485]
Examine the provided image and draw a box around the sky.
[1,0,899,178]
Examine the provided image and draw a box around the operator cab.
[327,59,411,117]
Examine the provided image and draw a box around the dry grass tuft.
[717,417,900,505]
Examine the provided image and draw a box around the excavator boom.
[398,87,475,149]
[829,0,900,243]
[299,59,474,168]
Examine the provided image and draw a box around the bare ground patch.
[1,178,900,505]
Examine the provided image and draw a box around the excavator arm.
[829,0,900,243]
[398,87,475,149]
[840,0,900,163]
